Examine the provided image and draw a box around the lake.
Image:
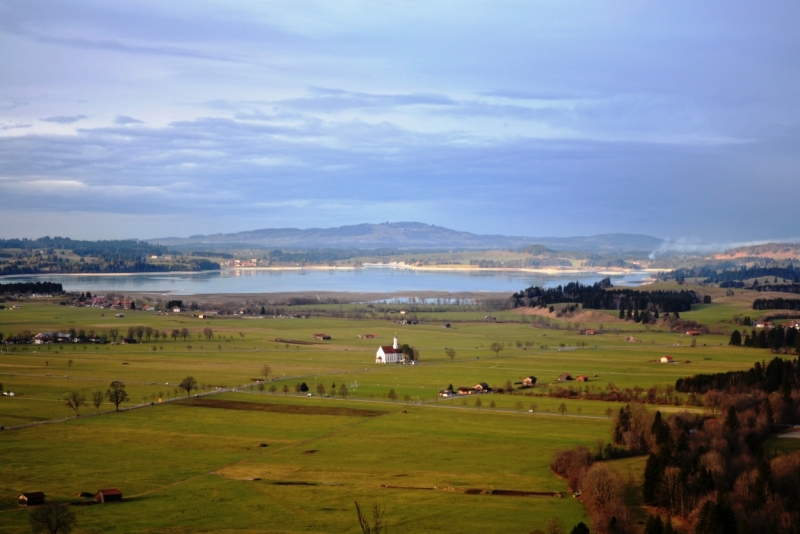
[2,267,653,296]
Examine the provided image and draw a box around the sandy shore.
[123,289,513,304]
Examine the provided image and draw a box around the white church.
[375,336,404,364]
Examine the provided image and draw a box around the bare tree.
[261,365,271,381]
[106,381,128,411]
[339,384,349,399]
[489,342,504,357]
[171,329,180,342]
[445,347,456,361]
[559,402,567,416]
[282,384,289,395]
[316,383,325,396]
[354,501,386,534]
[29,503,77,534]
[180,328,189,341]
[145,327,153,342]
[203,327,213,341]
[108,328,119,342]
[64,392,86,415]
[269,384,277,394]
[387,388,397,402]
[180,376,198,396]
[92,391,103,412]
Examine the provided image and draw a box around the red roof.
[380,345,402,354]
[97,488,121,496]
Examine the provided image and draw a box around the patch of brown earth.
[178,398,386,417]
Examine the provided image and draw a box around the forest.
[511,279,702,313]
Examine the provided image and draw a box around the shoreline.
[0,265,659,278]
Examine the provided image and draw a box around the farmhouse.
[576,375,589,382]
[685,330,701,336]
[364,334,379,339]
[457,386,475,395]
[18,492,45,506]
[313,334,331,340]
[94,488,122,503]
[33,332,71,344]
[558,373,573,381]
[375,336,404,364]
[522,376,537,388]
[473,382,491,393]
[661,356,674,363]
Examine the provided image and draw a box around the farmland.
[0,290,791,532]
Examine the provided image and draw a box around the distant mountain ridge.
[151,222,664,254]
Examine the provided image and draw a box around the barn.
[94,488,122,503]
[19,492,45,506]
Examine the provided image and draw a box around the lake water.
[2,268,652,296]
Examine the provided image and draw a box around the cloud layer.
[1,1,799,241]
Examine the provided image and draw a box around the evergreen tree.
[695,497,737,534]
[619,307,625,320]
[570,522,590,534]
[643,514,664,534]
[729,329,742,346]
[642,453,662,504]
[724,406,739,432]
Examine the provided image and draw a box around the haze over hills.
[150,222,664,254]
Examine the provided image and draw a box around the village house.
[364,333,379,339]
[457,386,475,395]
[375,336,404,364]
[661,356,674,363]
[94,488,122,503]
[685,330,701,336]
[558,373,573,381]
[313,334,331,340]
[522,376,537,388]
[473,382,491,393]
[18,492,45,506]
[575,375,589,382]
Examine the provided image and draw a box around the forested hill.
[150,222,663,253]
[0,238,220,276]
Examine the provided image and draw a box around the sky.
[1,1,799,242]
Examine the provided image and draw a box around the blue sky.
[1,1,799,241]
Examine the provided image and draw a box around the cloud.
[114,115,143,125]
[41,114,88,124]
[0,122,32,131]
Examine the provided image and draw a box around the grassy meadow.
[0,291,788,532]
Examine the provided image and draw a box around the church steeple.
[393,334,398,350]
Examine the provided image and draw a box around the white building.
[376,336,404,364]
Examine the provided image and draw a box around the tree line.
[752,298,800,311]
[663,264,798,285]
[511,278,701,314]
[728,327,800,352]
[0,281,63,295]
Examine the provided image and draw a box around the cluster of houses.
[753,320,800,330]
[439,382,492,397]
[223,259,260,268]
[19,488,122,506]
[438,376,542,397]
[33,332,77,344]
[558,373,590,382]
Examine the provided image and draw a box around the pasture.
[0,296,775,532]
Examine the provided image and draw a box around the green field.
[0,295,789,532]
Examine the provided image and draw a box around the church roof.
[380,345,402,354]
